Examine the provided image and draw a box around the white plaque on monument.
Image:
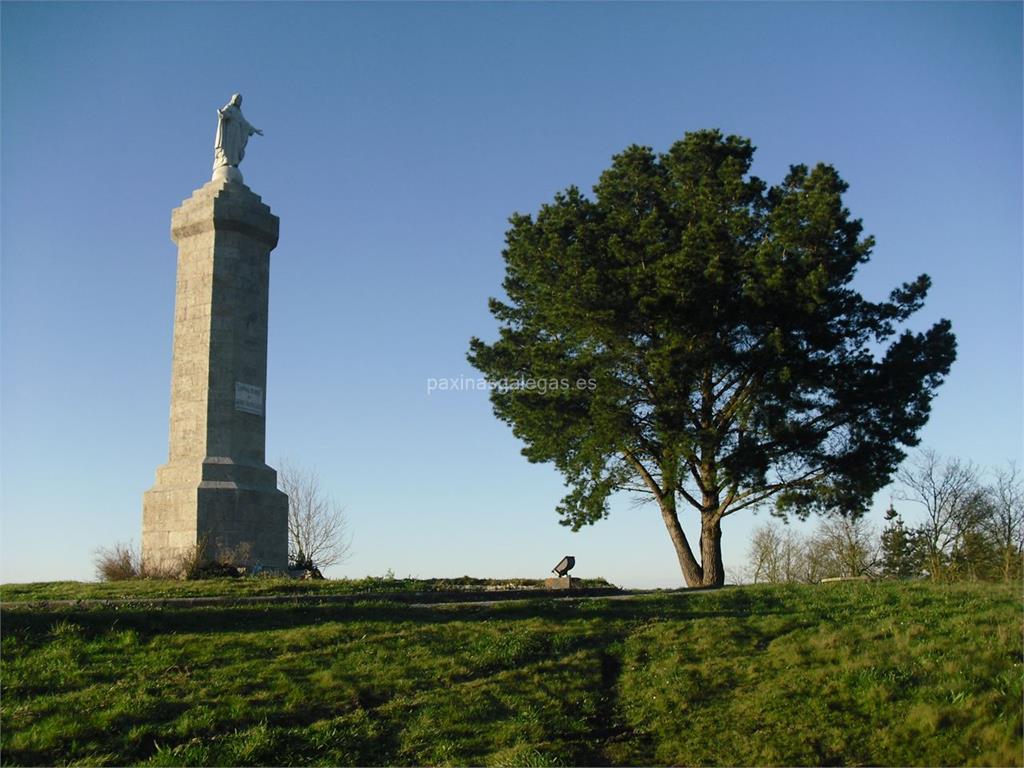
[235,382,264,415]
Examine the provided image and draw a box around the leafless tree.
[278,461,352,570]
[746,523,805,584]
[747,517,878,584]
[803,516,879,581]
[984,462,1024,581]
[896,449,986,578]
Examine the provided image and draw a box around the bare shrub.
[278,461,352,571]
[746,523,805,584]
[746,517,878,584]
[94,541,143,581]
[174,535,212,579]
[804,516,879,581]
[170,534,252,580]
[98,535,255,581]
[985,462,1024,581]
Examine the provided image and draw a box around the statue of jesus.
[213,93,263,172]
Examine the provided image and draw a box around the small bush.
[176,537,210,580]
[175,534,241,579]
[190,561,243,579]
[93,541,143,581]
[94,536,279,581]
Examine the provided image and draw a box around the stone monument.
[545,555,577,590]
[142,94,288,573]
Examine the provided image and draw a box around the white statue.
[213,93,263,178]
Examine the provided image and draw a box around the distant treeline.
[745,449,1022,584]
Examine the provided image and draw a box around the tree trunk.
[699,516,725,587]
[658,498,704,587]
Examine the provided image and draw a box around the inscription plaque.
[235,382,264,415]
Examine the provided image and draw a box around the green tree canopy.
[468,130,956,587]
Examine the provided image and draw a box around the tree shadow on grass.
[1,590,848,768]
[0,590,799,644]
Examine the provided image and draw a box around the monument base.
[545,576,576,590]
[143,458,288,574]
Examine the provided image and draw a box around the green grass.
[0,576,614,603]
[1,581,1020,766]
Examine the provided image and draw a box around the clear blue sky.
[2,2,1021,587]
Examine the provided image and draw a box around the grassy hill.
[1,580,1020,766]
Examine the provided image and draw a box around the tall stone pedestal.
[143,178,288,573]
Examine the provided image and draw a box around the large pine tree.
[468,130,956,587]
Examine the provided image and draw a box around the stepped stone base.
[143,458,288,573]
